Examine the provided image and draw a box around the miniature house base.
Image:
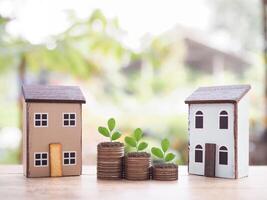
[185,85,250,179]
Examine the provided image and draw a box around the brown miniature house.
[22,85,86,178]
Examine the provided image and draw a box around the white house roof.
[185,85,251,104]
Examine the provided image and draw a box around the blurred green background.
[0,0,266,165]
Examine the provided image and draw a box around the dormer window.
[219,111,228,129]
[195,111,203,129]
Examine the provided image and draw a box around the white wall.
[237,96,249,178]
[188,103,235,178]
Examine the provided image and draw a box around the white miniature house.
[185,85,251,179]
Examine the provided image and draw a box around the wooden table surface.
[0,165,266,200]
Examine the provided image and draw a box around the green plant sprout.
[151,138,176,163]
[124,128,148,152]
[98,118,122,142]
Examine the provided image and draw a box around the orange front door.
[49,143,63,177]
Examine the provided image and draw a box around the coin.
[124,153,151,181]
[152,164,178,181]
[97,142,124,180]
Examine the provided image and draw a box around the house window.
[219,146,228,165]
[195,145,203,163]
[34,152,48,167]
[219,111,228,129]
[195,111,203,129]
[34,113,48,127]
[63,151,76,165]
[63,113,76,127]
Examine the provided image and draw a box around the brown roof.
[22,85,86,103]
[185,85,251,104]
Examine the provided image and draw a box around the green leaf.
[161,138,170,153]
[165,153,175,162]
[137,142,148,151]
[134,128,143,142]
[151,147,164,159]
[98,126,110,137]
[111,131,121,141]
[125,136,137,148]
[108,118,116,132]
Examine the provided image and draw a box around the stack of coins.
[125,153,151,181]
[122,156,126,179]
[97,142,124,180]
[152,164,178,181]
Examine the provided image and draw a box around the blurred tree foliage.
[123,35,186,99]
[0,16,16,71]
[38,10,128,78]
[0,10,131,87]
[1,10,187,99]
[21,10,129,79]
[208,0,261,51]
[0,9,202,165]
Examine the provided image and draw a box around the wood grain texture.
[234,103,238,178]
[26,103,82,177]
[0,165,266,200]
[25,103,29,177]
[204,143,216,177]
[185,84,251,104]
[49,143,63,177]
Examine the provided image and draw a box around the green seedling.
[98,118,122,142]
[151,138,176,163]
[124,128,148,152]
